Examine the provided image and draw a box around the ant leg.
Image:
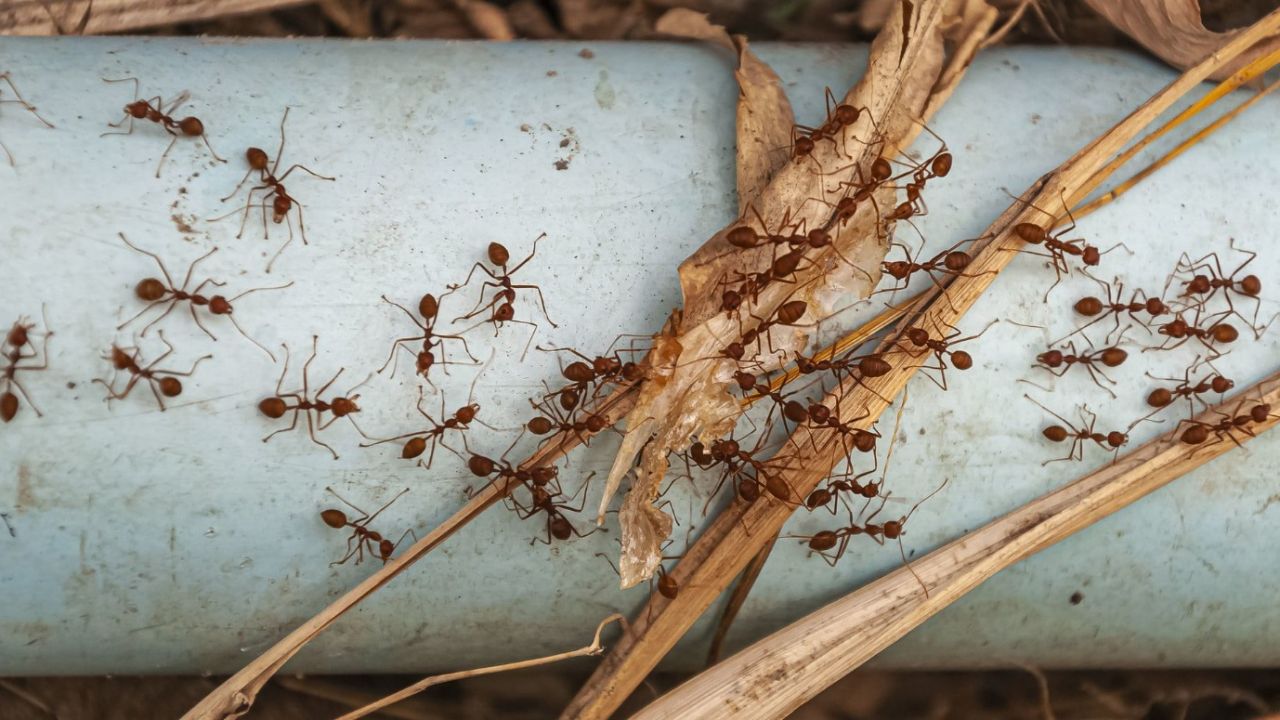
[223,313,278,362]
[146,376,168,411]
[273,345,292,396]
[305,409,339,460]
[200,133,226,164]
[155,130,180,178]
[436,333,479,363]
[276,163,336,182]
[454,280,507,322]
[1,74,55,128]
[265,218,296,274]
[220,167,259,203]
[166,354,214,378]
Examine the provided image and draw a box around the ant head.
[5,323,29,348]
[808,403,831,425]
[1241,275,1262,296]
[1211,376,1234,394]
[271,194,291,222]
[950,350,973,370]
[331,397,359,417]
[1043,425,1069,442]
[125,100,149,118]
[931,152,953,178]
[468,455,496,477]
[1212,323,1239,344]
[531,466,558,486]
[712,439,738,459]
[245,147,270,170]
[377,539,395,562]
[1,392,17,423]
[882,520,903,540]
[905,327,929,346]
[834,104,860,125]
[1013,223,1045,244]
[1161,318,1188,337]
[853,430,877,453]
[726,226,758,248]
[136,277,168,302]
[1082,246,1101,266]
[1100,348,1127,368]
[621,362,645,382]
[882,260,911,280]
[1250,404,1271,423]
[487,242,510,266]
[1187,275,1211,294]
[805,487,831,510]
[592,356,618,375]
[209,296,231,315]
[1147,388,1173,408]
[1037,349,1064,367]
[807,229,831,248]
[456,404,479,423]
[177,117,205,137]
[1106,431,1127,448]
[493,303,515,322]
[793,135,815,156]
[585,413,606,433]
[320,509,348,529]
[1181,424,1209,445]
[563,361,594,383]
[402,437,428,459]
[528,416,554,435]
[870,157,892,181]
[259,397,287,419]
[688,441,711,465]
[109,346,133,369]
[550,515,573,541]
[418,294,439,320]
[1145,297,1168,316]
[860,482,879,498]
[889,202,915,220]
[808,530,837,552]
[158,377,183,398]
[415,351,435,374]
[721,289,742,312]
[725,342,746,361]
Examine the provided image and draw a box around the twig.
[630,371,1280,719]
[0,679,56,717]
[335,614,625,720]
[275,676,444,720]
[704,534,776,666]
[559,9,1280,718]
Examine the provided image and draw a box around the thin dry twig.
[335,614,625,720]
[631,371,1280,719]
[3,0,311,34]
[560,8,1280,718]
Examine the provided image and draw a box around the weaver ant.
[879,238,986,297]
[320,487,414,566]
[1133,359,1234,428]
[259,336,374,460]
[1058,273,1170,345]
[361,381,493,467]
[895,320,995,390]
[1169,240,1271,338]
[93,332,211,411]
[0,72,55,167]
[1025,394,1127,464]
[378,293,478,380]
[536,342,646,407]
[213,107,335,272]
[1010,197,1125,299]
[2,312,52,422]
[1150,309,1239,355]
[101,77,225,177]
[506,473,599,545]
[1032,338,1128,398]
[1176,410,1259,449]
[450,235,557,355]
[114,233,288,360]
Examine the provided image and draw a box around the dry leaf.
[603,0,967,588]
[1084,0,1280,82]
[654,9,796,212]
[454,0,516,40]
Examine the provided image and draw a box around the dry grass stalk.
[559,8,1280,718]
[181,383,639,720]
[4,0,311,34]
[335,614,624,720]
[632,371,1280,719]
[274,676,444,720]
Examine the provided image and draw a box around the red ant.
[101,77,225,177]
[1026,394,1127,464]
[378,293,478,380]
[1032,338,1128,398]
[1058,273,1171,345]
[0,72,55,167]
[450,235,557,355]
[505,472,598,545]
[259,336,374,460]
[1149,309,1239,355]
[527,401,609,449]
[1169,239,1267,337]
[114,233,288,360]
[1176,410,1259,449]
[894,320,995,390]
[879,238,987,297]
[883,125,953,219]
[536,342,647,408]
[2,312,52,422]
[361,383,493,468]
[1133,358,1234,427]
[213,107,335,272]
[1010,197,1125,299]
[320,487,414,566]
[93,332,211,411]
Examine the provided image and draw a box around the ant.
[1169,239,1266,336]
[93,332,211,411]
[1058,273,1170,345]
[1176,410,1258,449]
[101,77,225,177]
[537,342,646,406]
[1134,358,1234,427]
[378,293,478,380]
[320,487,414,566]
[361,382,493,468]
[259,336,374,460]
[2,312,52,423]
[115,233,288,360]
[450,235,557,356]
[894,320,995,390]
[1010,197,1125,299]
[527,400,609,449]
[506,473,598,545]
[1,72,55,167]
[214,107,335,272]
[879,238,986,298]
[1149,309,1239,354]
[1032,338,1128,398]
[1025,394,1127,464]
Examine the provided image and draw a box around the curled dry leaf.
[604,0,966,588]
[1084,0,1280,82]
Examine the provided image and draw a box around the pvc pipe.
[1,38,1278,675]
